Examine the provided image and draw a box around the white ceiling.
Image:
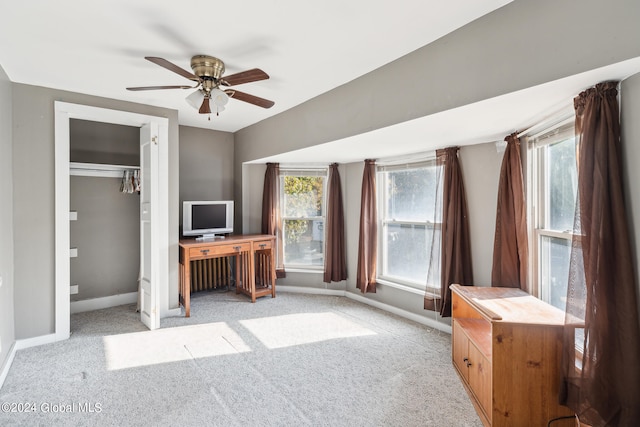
[0,0,512,133]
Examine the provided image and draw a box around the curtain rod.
[516,102,574,139]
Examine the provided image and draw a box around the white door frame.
[54,102,169,340]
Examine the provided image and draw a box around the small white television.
[183,200,234,238]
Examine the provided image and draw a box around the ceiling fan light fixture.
[185,89,205,109]
[210,88,229,107]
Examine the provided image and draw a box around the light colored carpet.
[0,291,482,427]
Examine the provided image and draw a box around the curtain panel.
[424,147,473,317]
[356,159,377,293]
[324,163,347,283]
[261,162,285,277]
[491,133,528,291]
[560,82,640,426]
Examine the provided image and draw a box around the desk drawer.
[189,242,251,259]
[253,239,273,251]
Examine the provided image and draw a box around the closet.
[69,119,141,316]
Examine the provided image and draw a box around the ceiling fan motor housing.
[190,55,225,81]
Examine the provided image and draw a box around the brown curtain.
[491,133,528,291]
[424,147,473,317]
[324,163,347,283]
[560,81,640,426]
[356,159,377,293]
[261,163,285,277]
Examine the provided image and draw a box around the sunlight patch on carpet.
[103,322,251,370]
[239,312,377,349]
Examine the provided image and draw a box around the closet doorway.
[69,119,141,330]
[54,102,169,341]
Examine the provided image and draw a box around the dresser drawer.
[253,239,273,251]
[189,242,251,259]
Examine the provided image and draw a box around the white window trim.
[527,116,576,303]
[376,161,441,291]
[279,168,328,270]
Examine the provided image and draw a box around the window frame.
[376,159,442,291]
[528,117,576,307]
[279,167,328,271]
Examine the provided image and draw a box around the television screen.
[192,204,226,230]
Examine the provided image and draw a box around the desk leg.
[249,249,256,303]
[183,258,191,317]
[235,254,240,294]
[270,247,276,299]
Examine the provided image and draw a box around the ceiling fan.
[127,55,274,116]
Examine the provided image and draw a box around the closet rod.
[70,162,140,178]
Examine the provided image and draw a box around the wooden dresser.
[450,284,574,427]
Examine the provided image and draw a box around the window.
[377,160,442,290]
[530,119,577,311]
[279,169,327,269]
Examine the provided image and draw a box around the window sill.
[283,267,324,274]
[376,278,426,296]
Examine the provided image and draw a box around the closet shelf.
[70,162,140,178]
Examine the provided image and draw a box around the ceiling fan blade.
[225,89,274,108]
[220,68,269,86]
[145,56,200,81]
[126,85,194,91]
[199,97,211,114]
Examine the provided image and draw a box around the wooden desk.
[179,234,277,317]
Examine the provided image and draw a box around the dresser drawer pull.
[200,249,209,255]
[259,243,267,249]
[233,245,242,251]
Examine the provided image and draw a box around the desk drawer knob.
[233,246,242,251]
[200,249,210,255]
[259,243,267,249]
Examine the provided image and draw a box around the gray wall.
[179,125,234,234]
[234,0,640,329]
[459,143,504,285]
[0,65,15,371]
[12,83,179,339]
[70,176,140,301]
[621,72,640,319]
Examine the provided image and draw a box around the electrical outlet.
[70,284,78,295]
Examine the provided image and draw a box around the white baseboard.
[15,333,58,350]
[277,285,346,297]
[346,292,452,334]
[277,285,451,334]
[1,333,59,390]
[0,342,17,390]
[162,307,182,318]
[70,292,138,314]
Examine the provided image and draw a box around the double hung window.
[530,120,577,311]
[279,169,327,269]
[377,160,442,290]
